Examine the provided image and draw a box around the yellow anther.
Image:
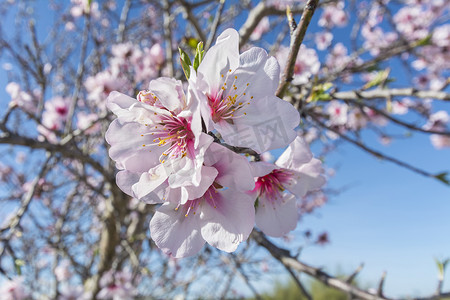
[234,76,237,79]
[142,144,145,147]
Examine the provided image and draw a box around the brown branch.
[178,0,207,43]
[286,266,312,300]
[276,0,320,98]
[331,88,450,102]
[0,133,112,181]
[377,271,387,298]
[238,2,315,48]
[65,13,91,134]
[205,0,226,50]
[346,263,364,283]
[310,114,446,184]
[251,230,393,300]
[340,99,450,136]
[0,153,53,235]
[320,39,429,83]
[116,0,132,43]
[163,0,175,77]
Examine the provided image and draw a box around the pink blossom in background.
[6,82,39,114]
[70,0,101,19]
[393,5,434,41]
[150,143,255,257]
[347,108,369,130]
[37,96,70,143]
[325,43,359,82]
[423,110,449,131]
[315,31,333,51]
[76,111,101,134]
[276,45,320,85]
[318,2,348,28]
[250,16,270,41]
[97,269,136,300]
[326,100,348,127]
[84,70,131,107]
[250,137,326,237]
[58,285,87,300]
[55,259,72,282]
[391,100,409,115]
[0,277,30,300]
[430,134,450,149]
[364,108,388,127]
[190,28,300,153]
[361,24,398,56]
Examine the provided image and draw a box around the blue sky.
[0,0,449,297]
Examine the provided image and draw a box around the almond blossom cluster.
[106,29,326,258]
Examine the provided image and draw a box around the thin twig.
[65,13,91,134]
[116,0,132,43]
[163,0,174,77]
[346,263,364,283]
[276,0,319,98]
[0,133,112,181]
[331,88,450,102]
[286,266,312,300]
[310,114,445,183]
[341,99,450,136]
[377,271,387,298]
[205,0,226,50]
[178,0,207,43]
[0,153,53,235]
[251,230,392,300]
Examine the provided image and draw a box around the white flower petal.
[150,203,205,258]
[200,189,255,253]
[255,194,298,237]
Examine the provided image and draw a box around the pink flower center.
[151,114,194,162]
[254,169,294,202]
[207,72,253,123]
[56,106,68,116]
[176,184,222,217]
[335,107,341,115]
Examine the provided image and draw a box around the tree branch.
[276,0,319,98]
[251,230,393,300]
[331,88,450,102]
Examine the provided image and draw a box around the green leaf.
[187,37,199,50]
[434,172,450,186]
[362,68,390,90]
[179,47,192,80]
[434,257,450,280]
[308,83,333,102]
[15,259,25,275]
[415,34,432,47]
[193,41,204,72]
